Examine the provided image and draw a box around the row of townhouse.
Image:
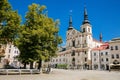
[50,7,120,70]
[92,38,120,70]
[50,37,120,70]
[0,43,20,68]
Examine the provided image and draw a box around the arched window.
[88,28,90,32]
[83,28,85,32]
[71,50,75,56]
[72,40,75,47]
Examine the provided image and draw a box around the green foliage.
[0,0,21,44]
[15,3,62,67]
[57,64,68,69]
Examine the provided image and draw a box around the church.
[50,7,106,69]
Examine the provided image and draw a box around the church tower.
[80,7,93,69]
[68,15,73,30]
[80,7,92,48]
[66,14,74,49]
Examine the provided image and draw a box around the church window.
[88,28,90,32]
[72,40,75,47]
[71,50,75,56]
[85,57,87,62]
[83,28,85,32]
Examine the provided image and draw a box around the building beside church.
[109,38,120,70]
[91,43,109,70]
[50,7,105,70]
[0,43,20,68]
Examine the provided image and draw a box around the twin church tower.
[51,7,104,69]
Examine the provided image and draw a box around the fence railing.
[0,69,40,75]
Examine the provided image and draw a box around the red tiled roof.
[92,43,109,51]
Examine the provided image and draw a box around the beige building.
[51,8,103,70]
[109,38,120,68]
[91,43,109,70]
[0,43,20,68]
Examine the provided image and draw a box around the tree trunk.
[23,63,26,69]
[37,59,42,70]
[30,62,33,69]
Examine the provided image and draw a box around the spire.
[82,6,90,24]
[100,33,102,42]
[68,10,73,30]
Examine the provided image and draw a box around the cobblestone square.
[0,69,120,80]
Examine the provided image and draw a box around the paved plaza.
[0,69,120,80]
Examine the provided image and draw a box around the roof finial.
[100,33,102,42]
[82,6,90,24]
[68,10,73,30]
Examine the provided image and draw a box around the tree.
[0,0,21,44]
[15,3,62,69]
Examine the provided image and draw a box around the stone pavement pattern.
[0,69,120,80]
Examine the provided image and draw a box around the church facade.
[50,8,104,70]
